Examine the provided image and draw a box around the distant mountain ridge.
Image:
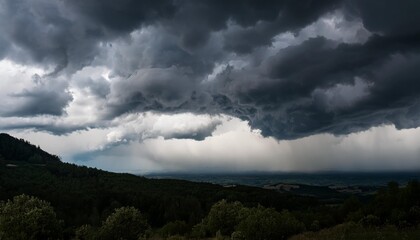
[0,133,60,163]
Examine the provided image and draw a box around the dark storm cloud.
[2,0,420,140]
[0,121,86,135]
[222,0,340,53]
[104,26,221,79]
[0,0,338,71]
[0,0,97,73]
[6,90,72,117]
[210,32,420,139]
[163,126,216,141]
[65,0,175,32]
[173,0,285,47]
[261,33,420,105]
[0,0,175,72]
[0,36,8,59]
[344,0,420,37]
[165,0,340,52]
[104,67,199,119]
[100,0,341,120]
[2,76,73,117]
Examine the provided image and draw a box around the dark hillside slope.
[0,133,60,163]
[0,133,317,233]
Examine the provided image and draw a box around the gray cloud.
[6,90,72,117]
[194,31,420,139]
[65,0,175,33]
[0,0,338,73]
[222,0,340,53]
[344,0,420,37]
[0,0,175,73]
[0,36,9,59]
[0,0,92,72]
[0,121,85,135]
[163,0,340,52]
[2,75,73,117]
[1,0,420,142]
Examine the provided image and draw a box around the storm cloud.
[1,0,420,143]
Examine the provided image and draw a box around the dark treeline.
[0,133,60,163]
[1,133,420,239]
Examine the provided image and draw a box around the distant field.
[148,172,420,187]
[290,223,420,240]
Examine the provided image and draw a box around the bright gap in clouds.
[7,113,420,174]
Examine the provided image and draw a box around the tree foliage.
[99,206,149,240]
[159,220,190,237]
[0,194,62,240]
[236,207,305,240]
[74,224,96,240]
[192,200,305,240]
[205,199,245,236]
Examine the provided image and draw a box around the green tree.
[74,224,96,240]
[99,206,150,240]
[28,154,44,164]
[0,194,62,240]
[159,220,190,237]
[359,214,380,228]
[190,221,208,238]
[408,206,420,225]
[205,199,245,236]
[236,206,305,240]
[341,196,362,220]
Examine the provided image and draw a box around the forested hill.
[0,133,316,238]
[2,133,420,240]
[0,133,60,163]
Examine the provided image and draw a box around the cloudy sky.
[1,0,420,173]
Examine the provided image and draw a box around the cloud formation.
[9,119,420,173]
[1,0,420,144]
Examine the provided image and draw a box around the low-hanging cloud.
[11,118,420,173]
